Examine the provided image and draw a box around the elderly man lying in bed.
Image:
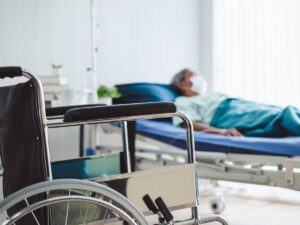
[171,69,300,137]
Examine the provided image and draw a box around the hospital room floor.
[195,182,300,225]
[148,190,300,225]
[198,196,300,225]
[167,182,300,225]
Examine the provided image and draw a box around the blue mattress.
[135,120,300,157]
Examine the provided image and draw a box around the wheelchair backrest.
[0,68,49,198]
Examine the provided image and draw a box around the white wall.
[0,0,205,88]
[97,0,203,85]
[0,0,91,90]
[0,0,210,160]
[0,0,91,160]
[198,0,213,90]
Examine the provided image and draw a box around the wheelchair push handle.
[0,67,23,79]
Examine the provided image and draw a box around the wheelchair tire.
[0,179,148,225]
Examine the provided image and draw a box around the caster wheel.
[210,195,226,214]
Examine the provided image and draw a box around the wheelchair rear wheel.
[0,179,148,225]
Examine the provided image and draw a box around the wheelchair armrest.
[46,104,106,117]
[64,102,177,122]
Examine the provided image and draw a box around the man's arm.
[191,121,243,137]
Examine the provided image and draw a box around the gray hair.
[170,68,189,90]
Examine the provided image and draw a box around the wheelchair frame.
[0,67,228,225]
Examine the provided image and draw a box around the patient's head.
[170,69,207,97]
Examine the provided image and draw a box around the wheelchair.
[0,67,228,225]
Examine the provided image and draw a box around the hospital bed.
[0,67,228,225]
[132,120,300,189]
[110,83,300,211]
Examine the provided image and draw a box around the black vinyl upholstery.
[0,67,22,79]
[0,80,47,224]
[64,102,177,122]
[46,103,105,117]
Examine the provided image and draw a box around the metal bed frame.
[0,67,228,225]
[100,121,300,213]
[129,134,300,191]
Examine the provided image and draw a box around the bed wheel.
[210,195,226,214]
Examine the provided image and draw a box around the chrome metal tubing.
[175,111,196,164]
[174,112,199,222]
[47,114,196,166]
[22,70,52,180]
[47,111,195,166]
[47,111,200,222]
[198,214,229,225]
[121,121,132,172]
[47,113,178,127]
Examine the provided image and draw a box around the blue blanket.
[210,98,300,137]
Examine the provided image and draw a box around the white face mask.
[190,76,207,95]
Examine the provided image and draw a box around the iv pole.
[90,0,99,94]
[86,0,99,154]
[90,0,98,80]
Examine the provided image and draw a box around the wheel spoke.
[83,192,94,225]
[64,190,71,225]
[4,211,16,225]
[24,198,40,225]
[0,180,146,225]
[86,193,106,225]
